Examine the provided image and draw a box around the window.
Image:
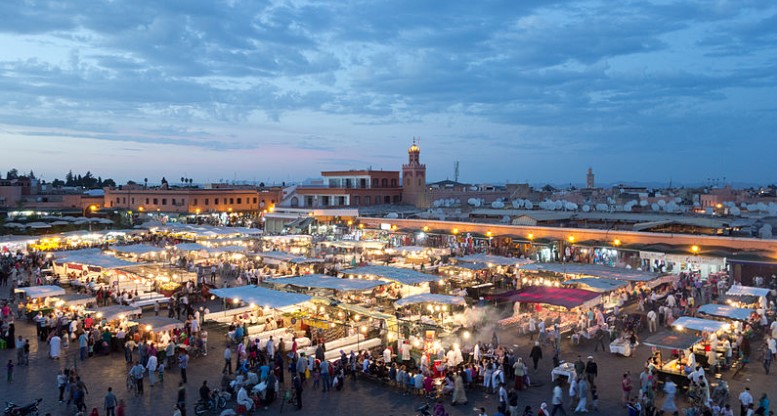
[172,199,176,206]
[393,195,401,203]
[215,198,219,205]
[418,178,422,186]
[229,198,234,204]
[360,178,367,188]
[384,196,390,204]
[162,198,167,205]
[146,198,149,204]
[391,179,397,187]
[194,199,198,205]
[205,198,209,206]
[153,198,158,205]
[122,197,126,204]
[237,198,242,204]
[253,197,257,204]
[116,197,120,203]
[131,198,135,204]
[374,195,380,205]
[364,196,371,205]
[321,196,330,206]
[381,178,388,187]
[353,196,360,206]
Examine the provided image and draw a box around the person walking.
[177,382,187,416]
[104,387,117,416]
[179,350,189,384]
[223,346,232,375]
[131,361,145,395]
[6,359,13,383]
[593,328,606,352]
[15,336,24,366]
[57,370,68,402]
[551,380,568,416]
[584,357,598,387]
[739,387,754,416]
[647,310,657,333]
[575,376,589,413]
[147,353,158,387]
[293,373,303,410]
[621,372,633,406]
[662,380,678,415]
[79,332,89,361]
[530,342,543,372]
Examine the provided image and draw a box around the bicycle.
[193,390,228,415]
[126,375,138,396]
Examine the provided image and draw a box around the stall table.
[609,339,632,356]
[551,362,576,382]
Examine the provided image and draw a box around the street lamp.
[691,245,700,254]
[613,239,621,247]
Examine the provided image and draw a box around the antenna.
[454,161,460,183]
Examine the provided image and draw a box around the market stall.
[487,286,602,337]
[725,285,771,309]
[698,304,755,322]
[643,331,703,389]
[341,265,441,297]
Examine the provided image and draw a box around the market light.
[675,325,684,331]
[613,239,621,247]
[527,233,534,240]
[360,325,367,333]
[387,332,395,341]
[452,228,459,235]
[353,314,361,321]
[145,325,152,331]
[95,312,103,318]
[118,314,125,320]
[358,224,364,229]
[567,236,575,243]
[423,226,429,232]
[232,298,240,304]
[412,339,421,347]
[462,331,471,340]
[427,305,434,312]
[691,245,700,254]
[438,279,444,285]
[249,303,256,309]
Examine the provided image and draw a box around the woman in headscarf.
[451,371,468,406]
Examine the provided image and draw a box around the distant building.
[586,168,595,189]
[402,139,429,209]
[283,170,402,208]
[103,186,283,214]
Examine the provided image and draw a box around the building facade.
[103,185,283,214]
[283,170,402,208]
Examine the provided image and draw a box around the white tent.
[210,285,311,309]
[271,274,388,291]
[725,286,771,297]
[15,285,66,299]
[672,317,729,333]
[395,293,466,307]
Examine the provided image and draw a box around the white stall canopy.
[672,316,729,333]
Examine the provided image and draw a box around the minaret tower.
[586,167,595,189]
[402,138,428,208]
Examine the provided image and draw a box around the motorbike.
[3,398,42,416]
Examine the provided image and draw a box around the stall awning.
[259,251,324,264]
[672,317,729,333]
[110,244,164,255]
[395,293,466,307]
[133,316,185,332]
[643,332,702,350]
[485,286,601,309]
[456,254,533,267]
[55,252,141,269]
[15,285,66,299]
[519,263,659,282]
[561,277,629,292]
[174,243,212,252]
[92,305,142,321]
[271,274,388,291]
[725,285,771,297]
[57,293,96,306]
[697,304,755,321]
[342,265,439,285]
[210,285,311,309]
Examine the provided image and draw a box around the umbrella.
[27,222,52,229]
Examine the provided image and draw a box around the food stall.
[15,285,67,318]
[672,317,731,370]
[52,248,143,287]
[256,251,325,275]
[487,286,602,336]
[643,331,704,389]
[697,304,755,323]
[341,265,442,298]
[109,244,166,261]
[394,293,467,352]
[260,235,313,255]
[562,277,629,311]
[316,240,387,263]
[725,285,771,310]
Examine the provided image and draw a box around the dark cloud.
[0,0,775,182]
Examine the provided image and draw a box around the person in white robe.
[50,334,61,359]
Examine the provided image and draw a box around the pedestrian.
[530,342,543,372]
[584,357,597,387]
[622,372,633,406]
[293,373,303,410]
[740,387,754,416]
[764,349,773,375]
[177,382,187,416]
[6,359,13,382]
[662,380,678,415]
[15,336,24,366]
[104,387,117,416]
[57,370,68,402]
[131,361,145,395]
[593,328,606,352]
[179,350,189,384]
[575,376,589,413]
[147,353,158,387]
[551,380,568,416]
[23,339,30,365]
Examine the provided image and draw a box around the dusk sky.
[1,0,775,186]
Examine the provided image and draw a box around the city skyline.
[1,1,776,184]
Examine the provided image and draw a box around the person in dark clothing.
[292,373,303,410]
[177,382,187,416]
[593,328,607,352]
[530,342,543,371]
[584,357,598,387]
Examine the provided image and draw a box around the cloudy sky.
[1,0,775,186]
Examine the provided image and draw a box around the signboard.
[305,319,330,329]
[380,223,392,231]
